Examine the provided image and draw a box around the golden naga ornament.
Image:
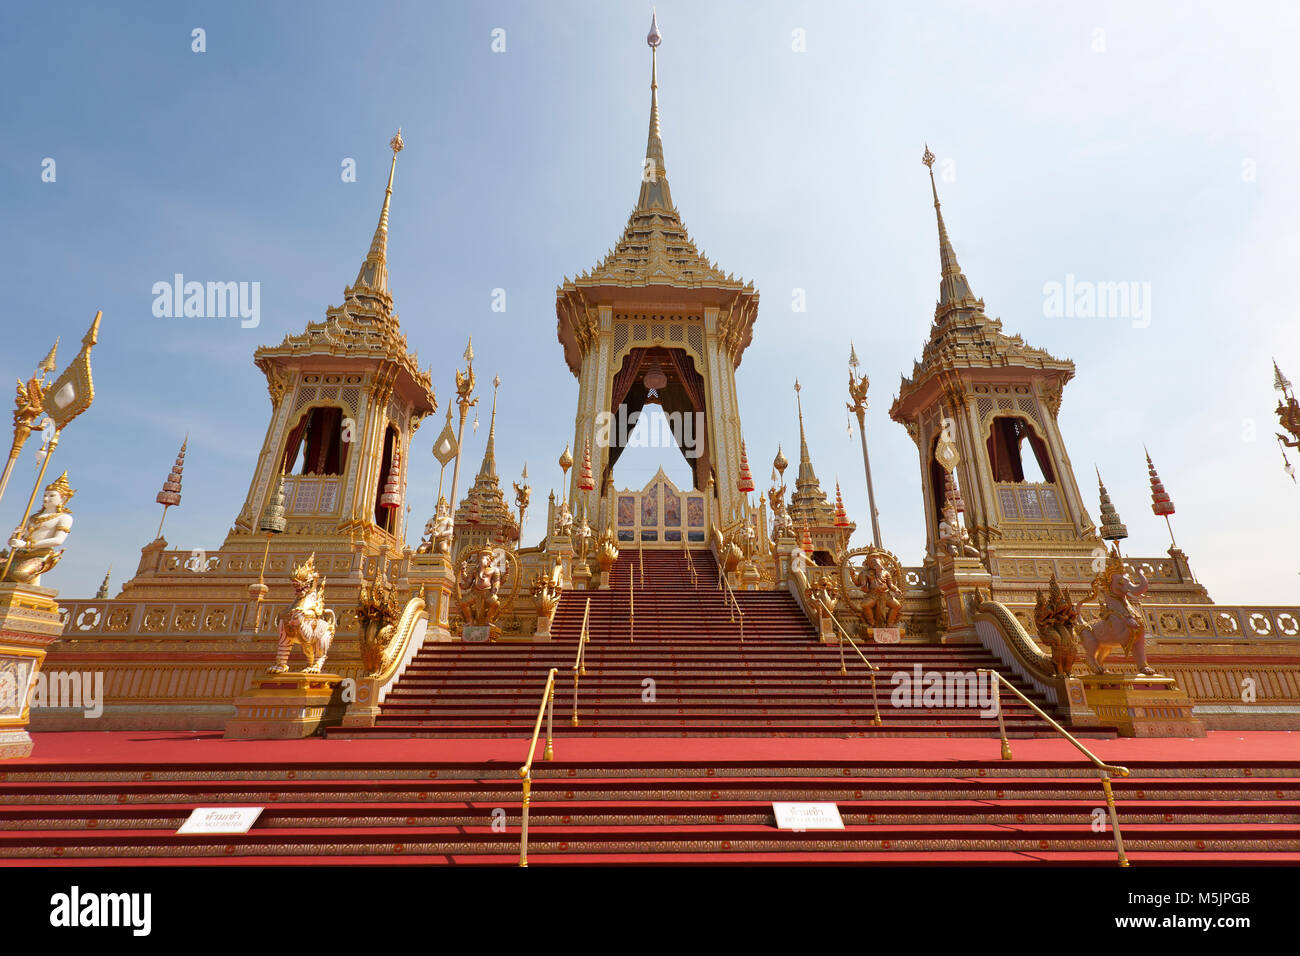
[357,568,403,676]
[1034,574,1081,679]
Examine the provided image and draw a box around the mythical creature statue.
[530,560,563,629]
[855,554,903,628]
[1075,546,1154,676]
[554,500,574,538]
[356,569,403,676]
[937,498,980,558]
[808,574,839,623]
[597,526,620,577]
[269,553,337,674]
[455,545,521,629]
[417,496,454,555]
[839,546,906,631]
[1,471,75,585]
[1277,392,1300,450]
[768,483,795,538]
[12,374,46,433]
[1034,574,1080,679]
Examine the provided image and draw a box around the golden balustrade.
[682,536,698,589]
[977,668,1131,867]
[571,597,590,726]
[518,666,557,868]
[720,568,743,643]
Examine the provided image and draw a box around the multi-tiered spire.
[455,375,516,542]
[638,11,672,211]
[788,379,838,531]
[921,144,979,321]
[348,128,405,310]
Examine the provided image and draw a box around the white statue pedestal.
[0,582,64,759]
[935,554,991,644]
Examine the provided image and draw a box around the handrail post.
[994,680,1012,759]
[976,668,1132,868]
[838,624,846,676]
[1100,773,1130,867]
[544,682,554,760]
[519,776,531,867]
[519,667,557,868]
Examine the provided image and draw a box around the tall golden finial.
[351,130,405,303]
[921,143,976,319]
[637,10,673,211]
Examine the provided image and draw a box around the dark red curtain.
[1025,429,1055,483]
[611,348,649,412]
[282,413,311,474]
[987,418,1024,482]
[303,407,343,475]
[664,349,709,491]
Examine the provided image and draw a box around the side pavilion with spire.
[230,130,437,552]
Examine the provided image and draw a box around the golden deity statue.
[1,472,75,585]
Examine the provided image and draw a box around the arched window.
[986,417,1055,484]
[283,406,348,476]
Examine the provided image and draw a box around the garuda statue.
[269,553,337,674]
[2,471,75,585]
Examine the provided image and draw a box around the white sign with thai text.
[177,807,263,835]
[773,802,844,831]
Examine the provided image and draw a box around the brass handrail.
[629,565,635,644]
[829,614,881,726]
[518,666,557,867]
[572,597,590,726]
[683,537,698,588]
[976,668,1131,867]
[639,544,645,588]
[719,568,744,643]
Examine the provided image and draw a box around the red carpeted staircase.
[12,550,1296,866]
[349,549,1075,738]
[3,736,1298,864]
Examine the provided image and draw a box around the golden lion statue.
[269,553,337,674]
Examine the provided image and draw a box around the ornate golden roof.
[555,16,759,376]
[255,133,435,416]
[892,149,1073,420]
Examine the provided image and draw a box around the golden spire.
[352,129,405,302]
[476,375,501,480]
[794,378,814,483]
[637,11,673,211]
[921,144,977,321]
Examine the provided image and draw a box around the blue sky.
[2,0,1298,604]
